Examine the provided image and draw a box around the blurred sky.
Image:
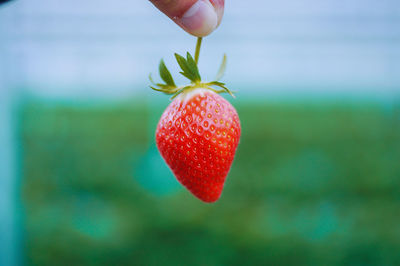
[0,0,399,100]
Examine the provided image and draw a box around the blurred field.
[20,99,400,266]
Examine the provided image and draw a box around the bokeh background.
[1,0,400,265]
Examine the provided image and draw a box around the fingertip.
[178,0,219,37]
[209,0,225,27]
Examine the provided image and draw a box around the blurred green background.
[1,0,400,265]
[20,99,400,266]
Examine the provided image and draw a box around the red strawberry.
[149,39,240,202]
[156,88,241,202]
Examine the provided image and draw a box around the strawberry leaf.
[149,73,157,86]
[150,86,166,93]
[209,81,225,86]
[207,81,235,98]
[159,59,176,87]
[174,53,194,81]
[185,52,201,81]
[174,53,201,83]
[215,54,227,81]
[170,85,192,99]
[149,72,178,95]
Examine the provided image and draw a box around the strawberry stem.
[194,37,203,65]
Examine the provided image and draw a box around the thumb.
[149,0,225,37]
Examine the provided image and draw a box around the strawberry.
[150,38,241,203]
[156,88,240,202]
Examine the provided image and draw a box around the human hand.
[149,0,225,37]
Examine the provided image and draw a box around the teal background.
[1,0,400,265]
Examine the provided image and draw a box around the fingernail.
[180,0,218,37]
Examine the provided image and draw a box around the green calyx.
[149,38,234,100]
